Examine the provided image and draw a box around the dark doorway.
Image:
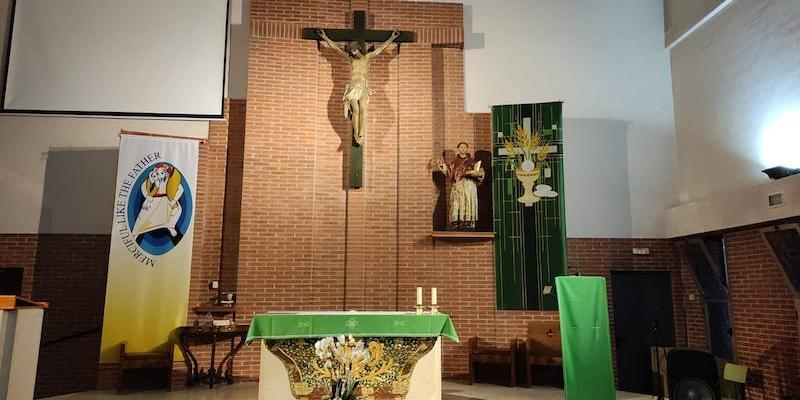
[611,271,677,395]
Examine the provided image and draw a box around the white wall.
[563,119,632,237]
[0,117,208,234]
[0,0,678,238]
[0,0,244,234]
[670,0,800,232]
[460,0,677,237]
[665,173,800,238]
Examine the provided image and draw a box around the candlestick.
[431,287,438,306]
[416,287,423,306]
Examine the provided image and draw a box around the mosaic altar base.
[258,337,442,400]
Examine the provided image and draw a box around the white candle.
[416,287,423,306]
[431,287,438,306]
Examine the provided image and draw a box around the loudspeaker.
[667,349,721,400]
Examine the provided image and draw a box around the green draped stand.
[556,276,616,400]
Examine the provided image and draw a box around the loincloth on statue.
[342,81,373,117]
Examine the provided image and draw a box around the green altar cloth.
[556,276,616,400]
[246,312,459,343]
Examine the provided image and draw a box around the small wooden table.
[175,324,248,388]
[194,304,237,320]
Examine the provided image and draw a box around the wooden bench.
[116,341,174,393]
[523,320,562,387]
[468,337,518,387]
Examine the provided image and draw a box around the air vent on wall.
[665,173,800,238]
[768,192,786,208]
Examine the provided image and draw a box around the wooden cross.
[303,11,414,189]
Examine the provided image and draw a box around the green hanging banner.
[492,102,566,311]
[556,276,616,400]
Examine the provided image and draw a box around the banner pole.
[119,129,206,143]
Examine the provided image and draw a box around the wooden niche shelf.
[431,231,495,240]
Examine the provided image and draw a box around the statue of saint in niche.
[435,142,485,230]
[317,29,400,146]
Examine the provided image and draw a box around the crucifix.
[303,11,414,189]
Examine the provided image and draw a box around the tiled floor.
[442,381,651,400]
[44,381,653,399]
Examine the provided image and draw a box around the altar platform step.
[42,381,653,400]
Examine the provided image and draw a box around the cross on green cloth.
[556,276,617,400]
[245,312,459,343]
[303,11,414,189]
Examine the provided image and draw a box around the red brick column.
[220,99,247,292]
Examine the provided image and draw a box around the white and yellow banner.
[100,133,199,363]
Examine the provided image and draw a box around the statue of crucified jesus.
[317,28,400,145]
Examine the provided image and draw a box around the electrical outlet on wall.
[209,280,219,290]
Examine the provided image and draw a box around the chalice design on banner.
[503,124,559,206]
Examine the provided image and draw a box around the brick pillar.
[187,99,234,321]
[397,43,435,310]
[237,37,319,318]
[220,99,247,292]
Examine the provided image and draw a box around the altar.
[246,312,459,400]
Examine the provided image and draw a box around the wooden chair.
[524,321,562,387]
[117,341,174,394]
[468,337,517,387]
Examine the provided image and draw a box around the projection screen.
[2,0,228,118]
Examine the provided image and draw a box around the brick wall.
[0,234,110,398]
[568,238,687,381]
[235,0,690,382]
[0,234,37,297]
[187,99,238,319]
[0,100,245,396]
[168,99,248,390]
[234,0,482,380]
[673,227,800,400]
[424,238,687,379]
[236,6,798,398]
[719,229,798,399]
[0,1,796,398]
[681,257,709,349]
[31,234,110,398]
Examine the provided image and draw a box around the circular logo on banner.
[127,162,193,256]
